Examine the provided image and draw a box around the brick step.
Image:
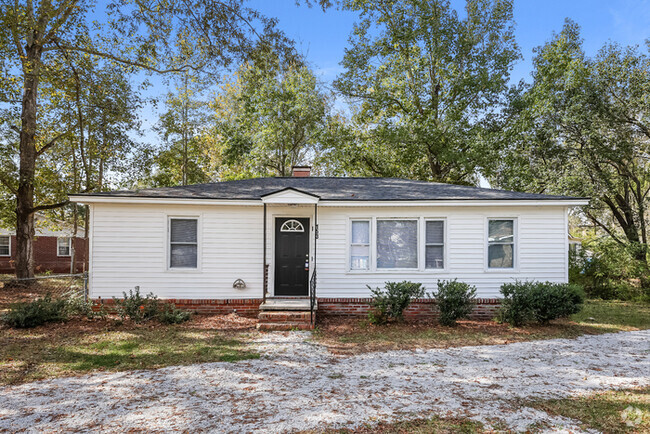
[258,311,312,322]
[256,322,314,331]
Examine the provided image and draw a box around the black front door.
[275,217,310,296]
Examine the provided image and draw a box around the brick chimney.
[291,166,311,177]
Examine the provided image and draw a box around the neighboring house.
[0,214,87,274]
[70,167,588,329]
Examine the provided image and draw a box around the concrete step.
[257,322,314,331]
[259,298,317,311]
[258,311,312,322]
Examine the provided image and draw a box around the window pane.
[426,245,444,269]
[350,245,369,270]
[171,219,197,243]
[170,244,197,268]
[488,244,513,268]
[58,238,70,256]
[351,221,370,244]
[377,220,417,269]
[426,221,444,244]
[0,237,8,256]
[488,220,513,243]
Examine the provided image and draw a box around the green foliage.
[367,281,426,324]
[113,287,161,323]
[570,239,647,301]
[499,281,585,326]
[432,280,477,326]
[332,0,520,183]
[158,304,192,325]
[2,295,68,328]
[211,52,330,177]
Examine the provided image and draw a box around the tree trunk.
[15,44,43,279]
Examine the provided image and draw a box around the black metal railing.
[309,267,317,325]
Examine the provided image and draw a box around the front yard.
[314,300,650,354]
[0,314,259,385]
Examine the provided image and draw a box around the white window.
[57,237,71,257]
[280,219,305,232]
[488,219,515,268]
[425,220,445,269]
[350,220,370,270]
[0,236,9,256]
[377,219,418,269]
[169,218,198,269]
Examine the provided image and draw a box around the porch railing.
[309,267,317,326]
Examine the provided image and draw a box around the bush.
[432,279,477,326]
[114,287,160,323]
[569,239,646,301]
[367,281,425,324]
[499,281,585,326]
[158,304,191,324]
[2,295,68,328]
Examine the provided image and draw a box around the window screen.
[57,237,71,256]
[425,220,444,269]
[0,236,9,256]
[488,219,514,268]
[350,220,370,270]
[377,220,417,269]
[170,218,198,268]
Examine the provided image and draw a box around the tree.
[147,71,213,187]
[212,54,330,177]
[491,20,650,290]
[332,0,519,183]
[0,0,290,278]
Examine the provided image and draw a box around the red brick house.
[0,215,87,275]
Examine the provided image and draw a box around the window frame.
[485,217,518,271]
[0,235,10,257]
[349,219,371,271]
[167,216,201,271]
[423,218,446,271]
[57,237,72,257]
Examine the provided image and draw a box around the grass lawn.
[528,387,649,433]
[314,299,650,354]
[0,314,259,385]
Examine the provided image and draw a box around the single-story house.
[0,214,87,274]
[70,167,588,329]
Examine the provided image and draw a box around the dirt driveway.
[0,330,648,432]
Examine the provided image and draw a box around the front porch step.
[259,298,317,311]
[257,310,315,331]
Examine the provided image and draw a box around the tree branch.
[48,42,205,74]
[36,131,68,158]
[32,200,70,213]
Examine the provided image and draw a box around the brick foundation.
[94,297,500,321]
[317,298,502,321]
[95,298,263,318]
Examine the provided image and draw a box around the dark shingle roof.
[72,177,586,202]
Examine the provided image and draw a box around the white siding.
[89,203,568,300]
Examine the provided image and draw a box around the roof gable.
[260,187,320,204]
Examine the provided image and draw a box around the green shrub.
[499,281,585,326]
[158,304,191,324]
[432,279,477,326]
[367,281,425,324]
[114,287,160,323]
[2,295,68,328]
[62,290,96,318]
[569,239,646,301]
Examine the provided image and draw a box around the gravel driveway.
[1,330,648,433]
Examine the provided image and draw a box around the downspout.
[263,203,267,303]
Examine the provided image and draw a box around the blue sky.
[248,0,650,85]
